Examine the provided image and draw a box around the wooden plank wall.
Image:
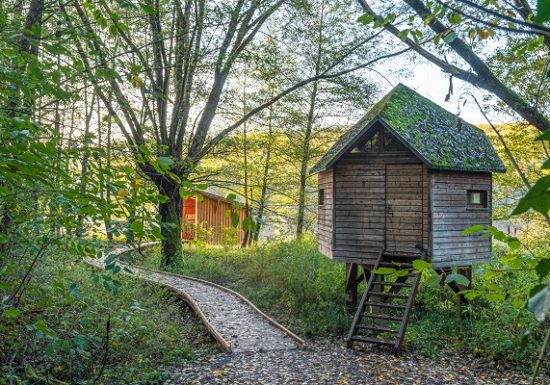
[332,152,429,265]
[430,171,492,267]
[317,169,334,258]
[385,164,426,254]
[196,196,245,245]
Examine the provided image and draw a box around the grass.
[141,236,545,367]
[1,248,217,385]
[141,236,351,337]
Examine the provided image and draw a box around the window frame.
[466,189,488,210]
[319,188,325,206]
[359,129,408,153]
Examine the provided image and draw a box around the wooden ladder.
[346,249,425,354]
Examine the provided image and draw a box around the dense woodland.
[1,0,550,384]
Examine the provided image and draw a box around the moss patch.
[310,84,505,174]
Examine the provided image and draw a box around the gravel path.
[86,245,301,353]
[169,341,546,385]
[88,245,547,385]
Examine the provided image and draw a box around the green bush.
[1,249,215,385]
[145,237,546,366]
[143,236,352,337]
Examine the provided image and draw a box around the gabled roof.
[310,84,506,174]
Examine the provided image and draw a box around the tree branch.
[200,47,411,159]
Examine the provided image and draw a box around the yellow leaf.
[131,75,143,88]
[130,179,143,188]
[117,188,129,198]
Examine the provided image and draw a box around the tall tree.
[289,0,377,238]
[58,0,293,265]
[356,0,550,132]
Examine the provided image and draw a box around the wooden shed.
[182,191,246,245]
[310,84,505,352]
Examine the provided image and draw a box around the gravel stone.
[88,245,299,353]
[168,341,546,385]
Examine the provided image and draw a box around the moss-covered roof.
[310,84,506,174]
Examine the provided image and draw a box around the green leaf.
[139,2,156,14]
[511,175,550,216]
[357,12,374,25]
[445,273,470,287]
[462,290,481,301]
[536,0,550,23]
[34,319,57,337]
[3,308,21,319]
[242,217,256,232]
[542,158,550,169]
[442,31,457,43]
[536,130,550,141]
[397,29,410,41]
[447,12,462,24]
[179,185,194,200]
[527,285,550,322]
[226,193,237,202]
[535,258,550,280]
[372,267,396,275]
[412,259,432,271]
[462,224,486,235]
[157,156,174,171]
[231,212,240,228]
[392,269,411,278]
[486,226,521,250]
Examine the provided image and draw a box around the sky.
[370,55,512,128]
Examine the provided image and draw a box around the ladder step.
[378,262,413,268]
[372,281,412,287]
[347,249,426,353]
[363,313,402,321]
[358,325,398,333]
[351,336,395,346]
[364,301,406,309]
[369,291,408,299]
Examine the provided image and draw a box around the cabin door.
[384,164,424,254]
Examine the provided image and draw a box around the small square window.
[467,190,487,208]
[319,189,325,206]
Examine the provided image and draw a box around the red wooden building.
[182,191,246,245]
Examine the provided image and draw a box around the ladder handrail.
[346,248,384,345]
[394,250,426,354]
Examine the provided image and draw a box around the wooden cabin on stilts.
[310,84,505,354]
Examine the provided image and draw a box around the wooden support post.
[346,263,371,311]
[345,263,359,310]
[436,267,472,315]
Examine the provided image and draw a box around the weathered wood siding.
[385,164,427,254]
[430,171,492,267]
[183,196,246,245]
[317,169,334,258]
[331,152,430,264]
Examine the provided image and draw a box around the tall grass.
[144,237,545,366]
[144,236,351,337]
[1,250,216,385]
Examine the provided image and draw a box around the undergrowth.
[1,248,216,385]
[142,236,545,367]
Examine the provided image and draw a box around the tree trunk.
[296,2,324,239]
[241,64,252,247]
[254,104,274,242]
[359,0,550,133]
[158,180,183,266]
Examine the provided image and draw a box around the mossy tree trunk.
[157,178,183,267]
